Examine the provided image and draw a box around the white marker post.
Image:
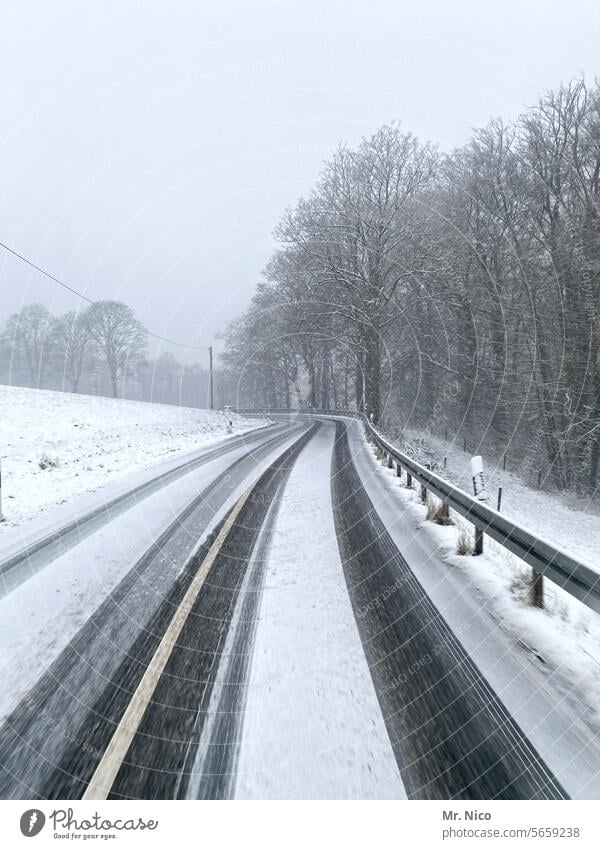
[470,455,486,554]
[0,458,5,523]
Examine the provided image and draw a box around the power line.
[0,239,209,352]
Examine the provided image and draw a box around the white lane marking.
[82,483,256,800]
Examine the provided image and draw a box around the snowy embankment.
[0,384,262,531]
[399,427,600,572]
[364,430,600,723]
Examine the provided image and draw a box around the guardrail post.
[406,471,412,488]
[387,453,393,469]
[530,570,544,608]
[420,484,427,503]
[395,462,402,478]
[470,455,487,556]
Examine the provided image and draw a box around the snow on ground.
[362,428,600,725]
[234,423,406,800]
[0,384,262,531]
[347,422,600,797]
[399,426,600,572]
[0,429,301,721]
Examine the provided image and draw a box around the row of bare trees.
[222,77,600,493]
[0,300,214,407]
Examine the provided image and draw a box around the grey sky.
[0,0,598,359]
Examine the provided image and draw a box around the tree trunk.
[355,352,364,410]
[344,353,349,407]
[330,353,338,408]
[590,436,600,493]
[364,331,380,422]
[320,352,330,409]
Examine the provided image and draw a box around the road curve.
[0,417,571,800]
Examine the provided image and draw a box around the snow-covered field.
[0,384,262,531]
[397,427,600,572]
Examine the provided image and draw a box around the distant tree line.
[0,300,218,408]
[222,77,600,493]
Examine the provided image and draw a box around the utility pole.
[209,345,214,411]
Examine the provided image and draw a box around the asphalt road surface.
[0,417,571,799]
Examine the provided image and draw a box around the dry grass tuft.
[425,499,453,526]
[456,529,472,555]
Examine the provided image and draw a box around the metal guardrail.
[235,407,600,614]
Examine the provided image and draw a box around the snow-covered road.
[233,422,406,799]
[0,415,596,800]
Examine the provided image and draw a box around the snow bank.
[0,384,262,530]
[400,427,600,572]
[364,431,600,723]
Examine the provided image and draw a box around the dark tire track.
[106,424,317,799]
[182,476,286,800]
[331,421,567,800]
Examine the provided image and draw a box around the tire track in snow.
[103,424,317,799]
[233,421,406,799]
[181,469,287,799]
[331,421,567,800]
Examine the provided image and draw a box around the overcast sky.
[0,0,598,359]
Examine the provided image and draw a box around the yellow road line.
[82,483,256,800]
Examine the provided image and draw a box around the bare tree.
[53,311,93,393]
[3,303,54,386]
[223,77,600,493]
[274,125,437,420]
[85,301,147,398]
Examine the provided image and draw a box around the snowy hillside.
[0,385,263,529]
